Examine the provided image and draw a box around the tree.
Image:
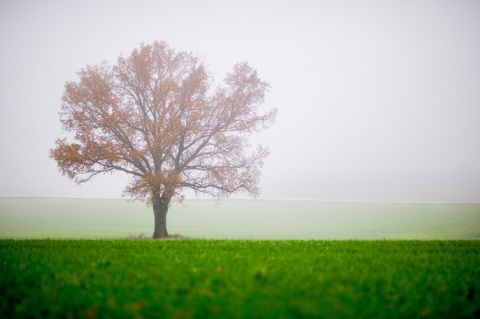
[50,41,277,238]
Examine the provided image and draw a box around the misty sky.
[1,0,479,202]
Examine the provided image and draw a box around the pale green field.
[0,197,479,239]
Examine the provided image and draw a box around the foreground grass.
[1,240,479,318]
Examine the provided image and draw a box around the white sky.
[1,0,479,202]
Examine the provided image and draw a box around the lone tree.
[50,41,276,238]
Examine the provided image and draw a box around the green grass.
[1,240,479,318]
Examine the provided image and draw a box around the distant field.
[1,240,479,318]
[0,197,479,239]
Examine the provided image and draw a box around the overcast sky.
[1,0,479,202]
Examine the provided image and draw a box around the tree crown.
[51,41,277,204]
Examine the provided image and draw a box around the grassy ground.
[1,239,479,318]
[1,198,479,239]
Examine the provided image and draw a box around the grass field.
[1,239,479,318]
[1,198,479,239]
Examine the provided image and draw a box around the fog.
[1,0,479,202]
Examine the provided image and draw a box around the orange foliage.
[50,41,277,205]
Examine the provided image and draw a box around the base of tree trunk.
[153,232,168,239]
[152,203,169,239]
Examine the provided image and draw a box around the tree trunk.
[152,199,170,239]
